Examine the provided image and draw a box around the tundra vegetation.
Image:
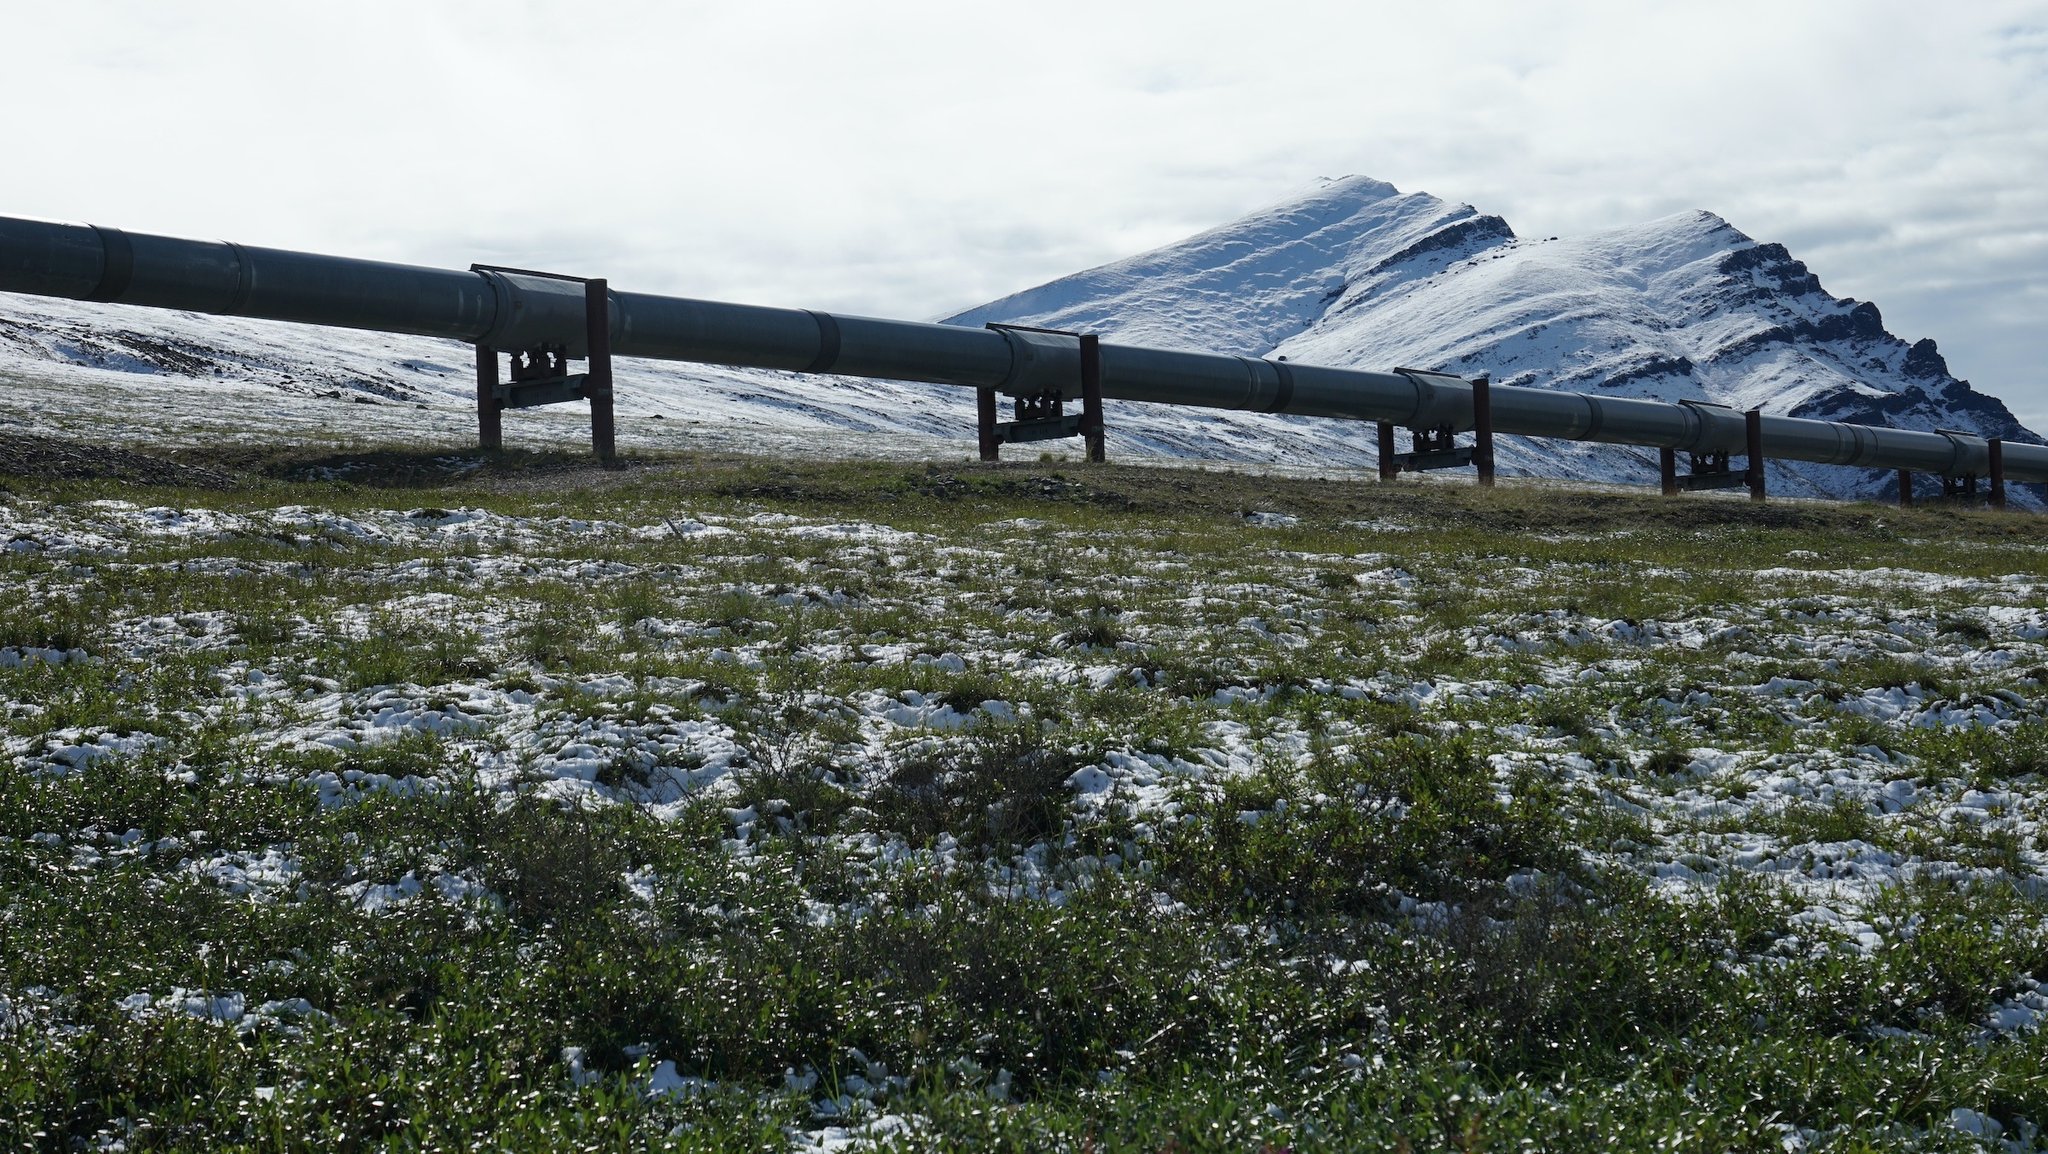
[1,444,2044,1151]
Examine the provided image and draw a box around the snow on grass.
[1,459,2045,1148]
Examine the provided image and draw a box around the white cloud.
[4,0,2045,423]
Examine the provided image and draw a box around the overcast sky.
[6,1,2046,425]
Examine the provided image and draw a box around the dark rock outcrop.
[1363,214,1516,276]
[1903,338,1949,380]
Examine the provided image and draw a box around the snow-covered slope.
[0,176,2034,499]
[948,176,1514,357]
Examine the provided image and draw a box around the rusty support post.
[1898,469,1913,507]
[1745,409,1766,502]
[1377,422,1397,481]
[1472,374,1494,487]
[1659,447,1677,496]
[1989,439,2006,509]
[976,388,999,461]
[584,279,616,464]
[1080,333,1105,464]
[475,344,502,451]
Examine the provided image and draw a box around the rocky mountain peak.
[955,176,2039,498]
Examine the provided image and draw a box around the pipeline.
[1,214,2042,485]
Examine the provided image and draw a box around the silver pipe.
[1,214,2040,484]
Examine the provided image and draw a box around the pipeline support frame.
[1377,374,1494,486]
[1898,442,2010,509]
[1658,408,1766,501]
[976,327,1104,463]
[471,267,615,462]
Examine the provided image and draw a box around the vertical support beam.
[1989,439,2006,509]
[976,388,1000,461]
[475,344,502,451]
[1471,375,1494,487]
[1659,447,1678,496]
[584,279,616,463]
[1745,408,1766,502]
[1377,422,1398,481]
[1897,468,1913,507]
[1080,333,1106,464]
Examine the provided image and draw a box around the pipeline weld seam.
[803,311,841,373]
[86,226,134,303]
[1265,360,1295,414]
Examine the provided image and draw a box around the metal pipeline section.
[2,215,2042,484]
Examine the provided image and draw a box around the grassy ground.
[1,441,2045,1151]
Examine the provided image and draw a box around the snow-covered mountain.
[0,176,2033,499]
[949,175,2038,498]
